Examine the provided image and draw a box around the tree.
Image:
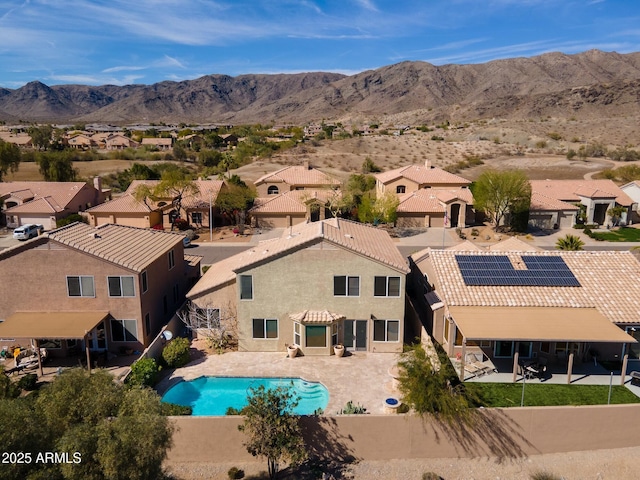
[178,300,238,352]
[397,344,480,424]
[362,157,381,173]
[607,205,627,226]
[0,368,174,480]
[216,183,256,233]
[555,234,585,251]
[238,384,307,480]
[0,139,21,181]
[28,124,53,151]
[37,153,77,181]
[472,169,531,230]
[372,191,400,224]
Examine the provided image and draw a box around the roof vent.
[345,234,353,239]
[90,233,101,239]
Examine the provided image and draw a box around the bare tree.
[178,300,238,353]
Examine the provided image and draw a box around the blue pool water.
[161,376,329,416]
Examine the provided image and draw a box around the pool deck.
[157,350,402,415]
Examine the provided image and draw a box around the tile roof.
[289,310,345,323]
[5,196,64,213]
[86,194,155,213]
[0,181,91,210]
[250,190,337,214]
[397,188,473,214]
[46,222,183,272]
[529,191,579,211]
[414,248,640,324]
[125,179,225,210]
[188,218,410,299]
[254,165,340,187]
[375,164,471,186]
[530,179,634,207]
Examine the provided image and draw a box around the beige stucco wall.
[256,180,288,197]
[90,212,161,229]
[167,404,640,463]
[0,238,188,350]
[236,241,406,355]
[252,213,305,229]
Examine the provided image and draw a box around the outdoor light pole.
[520,371,526,407]
[209,192,213,242]
[608,371,613,405]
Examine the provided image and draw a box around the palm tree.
[555,233,584,251]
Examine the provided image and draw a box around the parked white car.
[13,224,43,240]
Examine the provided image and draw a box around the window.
[38,339,61,349]
[110,319,137,342]
[331,323,338,346]
[373,320,400,342]
[396,185,406,194]
[240,275,253,300]
[67,276,95,297]
[173,284,180,304]
[334,276,359,296]
[252,318,278,339]
[141,271,148,293]
[374,276,401,297]
[267,185,279,195]
[144,313,150,335]
[168,250,175,270]
[293,322,301,346]
[191,212,203,224]
[305,325,326,348]
[108,276,135,297]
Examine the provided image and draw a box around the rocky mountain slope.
[1,49,640,124]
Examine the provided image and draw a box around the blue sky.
[1,0,639,88]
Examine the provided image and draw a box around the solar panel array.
[455,255,581,287]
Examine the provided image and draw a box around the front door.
[344,320,367,351]
[450,204,460,228]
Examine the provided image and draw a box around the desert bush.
[227,466,245,479]
[530,471,562,480]
[160,402,192,416]
[17,373,38,391]
[129,358,161,387]
[337,401,367,414]
[161,337,191,368]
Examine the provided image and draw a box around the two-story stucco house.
[187,218,410,356]
[0,223,201,359]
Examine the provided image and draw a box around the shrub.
[530,472,562,480]
[228,467,245,479]
[423,473,444,480]
[56,213,89,228]
[161,337,191,368]
[17,373,38,391]
[129,357,161,387]
[337,401,367,415]
[161,402,192,416]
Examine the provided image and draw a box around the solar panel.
[455,255,580,287]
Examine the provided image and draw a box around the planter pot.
[287,346,298,358]
[333,345,345,357]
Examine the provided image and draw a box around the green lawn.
[466,383,640,408]
[589,227,640,242]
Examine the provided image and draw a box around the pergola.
[449,306,637,383]
[0,311,110,376]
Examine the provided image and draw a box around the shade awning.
[0,312,110,339]
[289,310,345,324]
[449,306,636,343]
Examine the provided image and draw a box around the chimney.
[93,176,103,192]
[303,160,310,170]
[425,160,430,169]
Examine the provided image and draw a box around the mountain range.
[1,49,640,125]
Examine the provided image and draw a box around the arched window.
[267,186,279,195]
[396,185,406,194]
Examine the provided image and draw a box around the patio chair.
[466,353,493,376]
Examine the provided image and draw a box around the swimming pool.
[161,376,329,416]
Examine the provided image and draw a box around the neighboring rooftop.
[45,222,184,272]
[530,179,635,206]
[413,247,640,324]
[250,190,336,214]
[375,163,471,186]
[397,188,473,213]
[0,181,92,209]
[254,165,341,187]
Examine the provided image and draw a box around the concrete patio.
[156,350,403,415]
